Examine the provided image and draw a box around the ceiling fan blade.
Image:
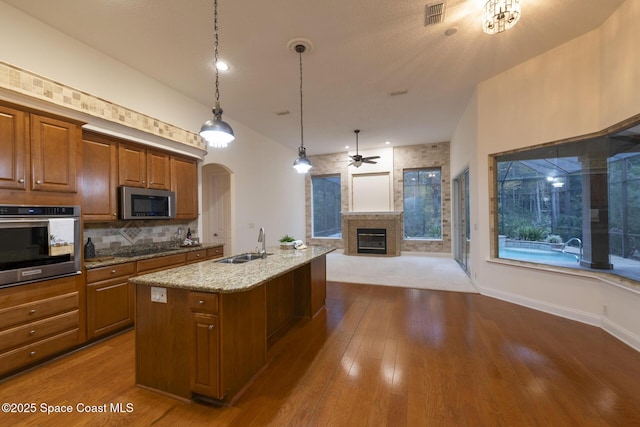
[363,156,380,160]
[362,159,378,164]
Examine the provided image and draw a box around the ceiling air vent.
[425,2,446,26]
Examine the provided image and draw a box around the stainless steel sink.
[215,252,270,264]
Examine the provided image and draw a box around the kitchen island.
[129,245,334,403]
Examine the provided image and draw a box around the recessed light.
[345,145,350,149]
[216,61,229,71]
[385,141,391,145]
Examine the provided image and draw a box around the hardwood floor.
[1,281,639,426]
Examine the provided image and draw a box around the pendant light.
[291,41,312,174]
[200,0,235,148]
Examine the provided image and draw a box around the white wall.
[0,2,305,255]
[451,0,640,350]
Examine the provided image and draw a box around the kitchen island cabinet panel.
[135,285,192,400]
[266,271,296,346]
[191,313,220,398]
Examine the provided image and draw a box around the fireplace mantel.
[342,211,403,256]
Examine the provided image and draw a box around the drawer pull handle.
[18,178,25,183]
[208,325,215,330]
[199,300,205,305]
[111,270,116,274]
[36,180,42,185]
[29,330,36,336]
[196,254,201,257]
[30,351,36,357]
[30,309,36,314]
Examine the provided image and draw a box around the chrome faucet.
[257,227,266,258]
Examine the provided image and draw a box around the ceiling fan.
[349,129,380,167]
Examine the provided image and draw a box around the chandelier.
[483,0,521,34]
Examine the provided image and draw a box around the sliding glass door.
[454,169,471,275]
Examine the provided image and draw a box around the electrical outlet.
[151,286,167,303]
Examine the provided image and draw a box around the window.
[494,131,640,283]
[403,168,442,239]
[312,175,342,238]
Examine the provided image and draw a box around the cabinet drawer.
[189,292,219,314]
[206,246,224,259]
[0,328,79,376]
[0,292,78,330]
[137,253,186,274]
[86,262,136,283]
[186,249,207,263]
[0,310,79,352]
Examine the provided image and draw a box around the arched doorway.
[202,163,233,256]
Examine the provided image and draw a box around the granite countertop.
[129,245,335,293]
[84,243,223,269]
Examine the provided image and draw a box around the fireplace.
[357,228,387,255]
[342,211,402,256]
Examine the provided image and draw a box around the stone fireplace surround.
[342,211,403,256]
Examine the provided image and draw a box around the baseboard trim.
[478,286,640,352]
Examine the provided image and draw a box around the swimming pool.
[499,247,580,266]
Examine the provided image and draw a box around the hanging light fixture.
[291,40,312,174]
[482,0,521,34]
[200,0,235,148]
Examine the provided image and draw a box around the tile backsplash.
[84,220,198,256]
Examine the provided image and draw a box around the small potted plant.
[279,234,296,249]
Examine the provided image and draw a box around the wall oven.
[0,205,82,289]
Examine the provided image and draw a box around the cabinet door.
[0,104,28,190]
[191,313,220,398]
[171,155,198,219]
[81,133,118,221]
[118,143,147,187]
[30,114,79,193]
[87,278,134,339]
[147,149,171,190]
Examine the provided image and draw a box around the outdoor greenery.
[497,150,640,260]
[403,168,442,239]
[311,175,342,238]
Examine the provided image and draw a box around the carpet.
[326,250,477,293]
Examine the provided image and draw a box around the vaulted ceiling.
[2,0,625,154]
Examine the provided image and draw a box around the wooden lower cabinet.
[0,275,82,377]
[86,262,135,339]
[190,313,220,398]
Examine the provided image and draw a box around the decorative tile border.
[0,61,205,150]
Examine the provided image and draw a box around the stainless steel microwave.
[119,186,176,220]
[0,205,82,288]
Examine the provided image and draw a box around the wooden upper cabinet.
[171,155,198,219]
[118,143,147,188]
[147,149,170,190]
[0,104,28,190]
[81,132,118,221]
[30,114,79,193]
[118,143,170,190]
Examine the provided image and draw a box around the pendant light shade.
[291,40,312,173]
[293,146,312,173]
[200,103,235,148]
[200,0,235,148]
